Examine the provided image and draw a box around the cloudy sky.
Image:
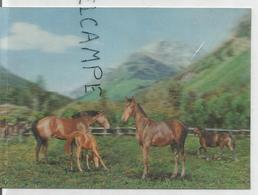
[0,8,249,95]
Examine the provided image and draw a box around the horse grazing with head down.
[193,127,237,160]
[32,111,110,162]
[121,97,188,179]
[64,124,108,172]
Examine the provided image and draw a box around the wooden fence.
[87,127,250,136]
[8,126,250,138]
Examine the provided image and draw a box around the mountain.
[75,41,202,100]
[0,65,72,113]
[135,14,251,129]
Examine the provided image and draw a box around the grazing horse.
[193,127,236,160]
[121,97,188,179]
[32,111,110,162]
[64,129,108,172]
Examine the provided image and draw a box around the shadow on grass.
[125,171,192,181]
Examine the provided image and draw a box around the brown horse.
[64,129,108,172]
[121,97,188,179]
[193,127,236,160]
[32,111,110,162]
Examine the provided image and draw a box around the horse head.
[74,111,110,130]
[94,112,110,130]
[121,96,137,123]
[193,127,202,137]
[89,152,100,168]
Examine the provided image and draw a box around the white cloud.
[0,22,81,53]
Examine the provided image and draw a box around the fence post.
[116,127,121,136]
[103,127,107,136]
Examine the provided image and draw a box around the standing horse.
[32,111,110,162]
[193,127,237,160]
[121,97,188,179]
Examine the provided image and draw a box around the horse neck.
[76,117,91,128]
[134,104,149,131]
[82,116,97,126]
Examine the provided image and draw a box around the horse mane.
[137,103,147,117]
[72,110,100,119]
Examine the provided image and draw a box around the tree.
[35,75,46,90]
[168,82,182,112]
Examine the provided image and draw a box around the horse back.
[165,120,188,144]
[202,131,232,147]
[201,132,218,147]
[36,116,57,139]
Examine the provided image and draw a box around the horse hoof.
[141,174,147,180]
[180,174,186,179]
[171,173,178,179]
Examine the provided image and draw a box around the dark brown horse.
[193,127,236,160]
[121,97,188,179]
[32,111,110,162]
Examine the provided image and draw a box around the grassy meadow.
[0,135,250,189]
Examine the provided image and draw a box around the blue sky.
[0,8,249,95]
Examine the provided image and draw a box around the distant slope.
[137,37,250,97]
[74,41,202,100]
[0,65,72,113]
[135,15,250,128]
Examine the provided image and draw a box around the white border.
[1,0,257,8]
[2,0,258,195]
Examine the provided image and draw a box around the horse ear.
[125,96,129,101]
[98,111,104,116]
[132,96,136,102]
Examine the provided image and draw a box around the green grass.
[0,135,250,189]
[185,49,250,93]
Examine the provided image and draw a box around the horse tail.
[179,120,189,144]
[31,119,43,145]
[229,132,236,149]
[228,132,237,160]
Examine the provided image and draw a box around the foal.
[121,97,188,179]
[32,111,110,162]
[193,127,237,160]
[64,127,108,172]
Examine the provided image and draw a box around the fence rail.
[18,127,250,137]
[86,127,250,136]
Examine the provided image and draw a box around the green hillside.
[60,14,250,129]
[136,35,250,129]
[0,65,72,117]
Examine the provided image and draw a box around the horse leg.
[142,145,150,179]
[42,140,48,162]
[197,146,203,157]
[35,142,41,162]
[86,154,91,170]
[69,143,74,171]
[76,146,83,172]
[179,146,186,178]
[171,145,179,179]
[93,149,108,170]
[219,144,224,159]
[202,145,209,160]
[35,143,42,162]
[228,141,237,161]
